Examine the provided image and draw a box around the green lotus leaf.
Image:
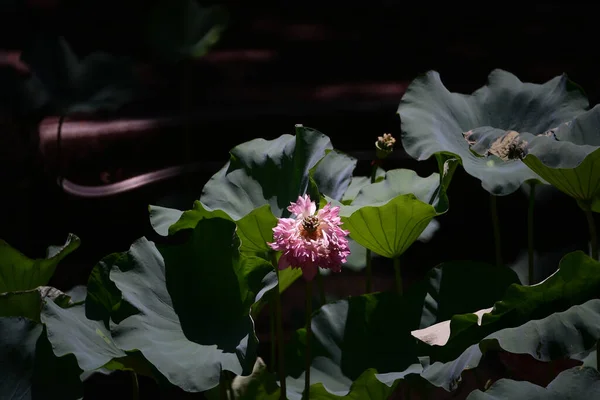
[310,149,357,201]
[147,202,291,320]
[409,298,600,393]
[0,283,138,398]
[41,300,127,372]
[341,168,386,205]
[0,317,83,399]
[465,105,600,211]
[84,252,130,327]
[0,233,80,293]
[200,125,333,220]
[167,201,278,254]
[398,69,588,195]
[148,205,184,237]
[337,168,450,259]
[206,358,404,400]
[234,205,278,254]
[416,251,600,362]
[280,260,517,396]
[0,237,84,400]
[577,348,597,369]
[466,366,600,400]
[151,126,352,310]
[478,298,600,361]
[144,0,228,62]
[150,126,346,235]
[337,159,453,269]
[250,267,302,319]
[167,200,232,234]
[0,286,71,322]
[404,261,519,329]
[107,216,273,392]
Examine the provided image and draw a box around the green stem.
[393,257,402,296]
[365,161,379,293]
[370,162,379,182]
[583,205,598,260]
[365,249,373,293]
[220,370,233,400]
[316,272,326,306]
[270,294,276,373]
[131,371,139,400]
[304,280,313,400]
[527,182,536,284]
[271,254,287,400]
[490,194,503,267]
[219,370,227,400]
[582,201,600,367]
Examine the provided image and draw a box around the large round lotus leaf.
[522,106,600,210]
[466,105,600,211]
[398,69,588,195]
[280,260,518,396]
[107,216,272,392]
[341,167,386,205]
[309,149,357,201]
[200,125,348,220]
[336,168,450,259]
[147,201,297,321]
[466,366,600,400]
[415,251,600,362]
[41,300,127,373]
[221,287,600,398]
[404,260,519,329]
[0,317,83,400]
[411,298,600,393]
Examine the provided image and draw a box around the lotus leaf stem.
[527,182,537,284]
[490,194,503,267]
[582,201,600,368]
[365,251,373,293]
[304,279,313,400]
[583,204,598,261]
[365,162,379,293]
[219,370,232,400]
[271,253,287,399]
[270,296,276,372]
[131,371,139,400]
[393,257,402,295]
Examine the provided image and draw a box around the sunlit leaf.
[0,233,80,293]
[337,169,449,258]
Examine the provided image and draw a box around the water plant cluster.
[2,67,600,399]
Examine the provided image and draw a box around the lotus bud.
[375,133,396,160]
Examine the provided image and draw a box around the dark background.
[0,1,598,397]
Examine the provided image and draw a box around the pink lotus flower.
[268,194,351,281]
